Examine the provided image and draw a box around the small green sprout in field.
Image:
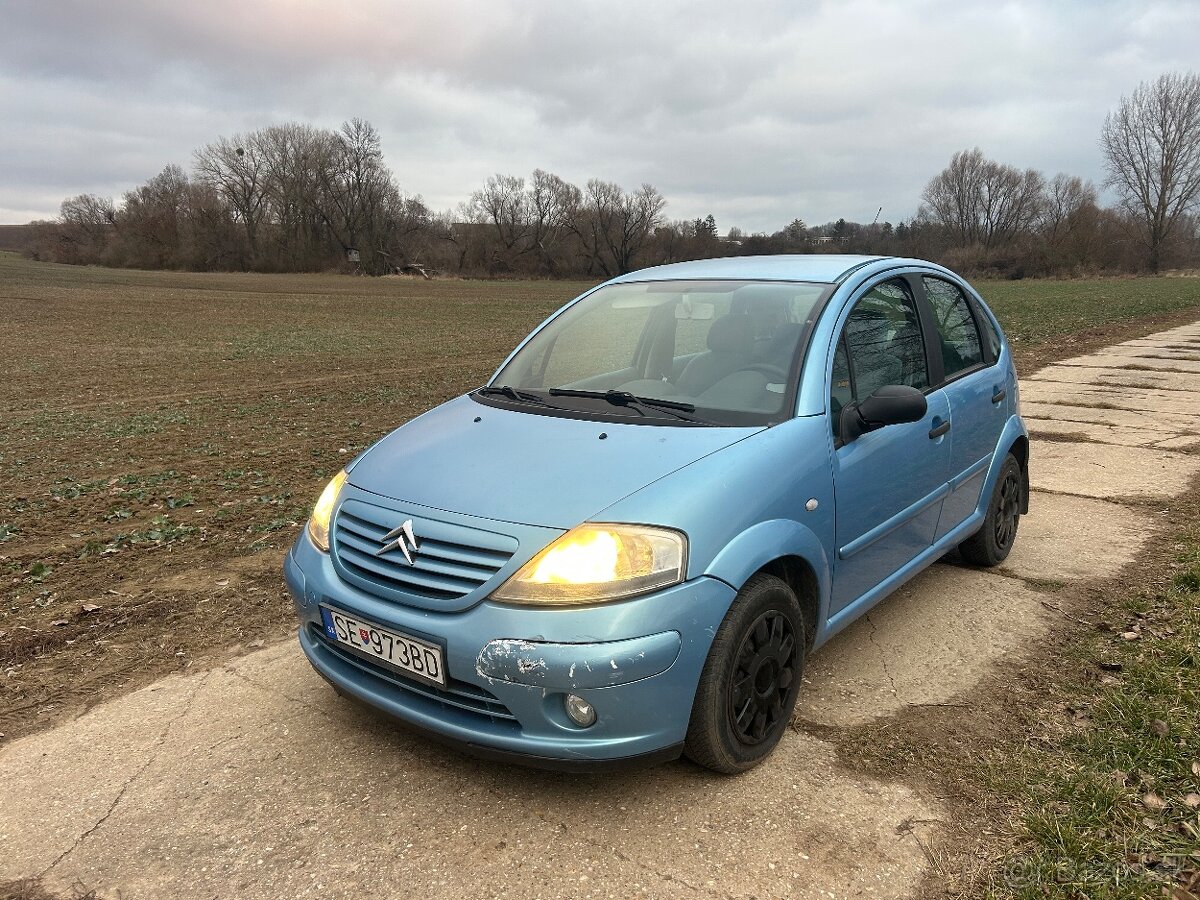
[251,508,306,534]
[117,470,180,486]
[0,524,16,541]
[51,478,109,501]
[101,411,189,438]
[28,561,50,582]
[101,514,196,553]
[140,514,192,543]
[253,492,293,506]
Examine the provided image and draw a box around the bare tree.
[57,194,116,263]
[469,174,532,270]
[315,119,394,268]
[117,165,190,268]
[570,180,666,275]
[194,135,269,262]
[1037,173,1102,269]
[254,123,338,269]
[920,148,1045,250]
[1101,71,1200,272]
[528,169,581,275]
[1040,174,1097,242]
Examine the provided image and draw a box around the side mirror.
[839,384,927,444]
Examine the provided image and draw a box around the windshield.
[487,279,831,426]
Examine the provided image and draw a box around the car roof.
[609,254,891,285]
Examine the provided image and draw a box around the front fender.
[702,517,832,633]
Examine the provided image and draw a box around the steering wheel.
[735,363,790,382]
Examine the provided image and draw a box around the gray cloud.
[2,0,1197,231]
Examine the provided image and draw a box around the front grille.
[332,499,517,604]
[310,624,518,726]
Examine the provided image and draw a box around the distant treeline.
[25,74,1200,279]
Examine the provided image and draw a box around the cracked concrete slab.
[1025,417,1200,451]
[1030,442,1200,499]
[997,493,1154,583]
[1017,386,1200,424]
[799,565,1051,727]
[1027,364,1200,393]
[1021,401,1200,433]
[0,645,939,900]
[1102,345,1200,361]
[1056,353,1200,374]
[1019,382,1200,414]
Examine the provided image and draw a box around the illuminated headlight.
[307,469,348,552]
[491,524,686,605]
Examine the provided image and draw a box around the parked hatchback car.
[284,255,1029,773]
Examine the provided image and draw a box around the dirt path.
[3,322,1200,900]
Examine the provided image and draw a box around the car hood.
[346,395,763,529]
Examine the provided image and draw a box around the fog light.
[564,694,597,727]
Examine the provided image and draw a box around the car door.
[919,276,1008,539]
[829,277,952,618]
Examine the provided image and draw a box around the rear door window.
[923,277,984,380]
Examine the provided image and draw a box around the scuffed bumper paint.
[475,631,682,689]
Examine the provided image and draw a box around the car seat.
[674,314,754,397]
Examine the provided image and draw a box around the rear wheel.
[959,453,1022,566]
[684,573,806,774]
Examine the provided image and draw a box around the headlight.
[491,524,686,605]
[307,469,347,552]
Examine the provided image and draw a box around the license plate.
[319,606,446,688]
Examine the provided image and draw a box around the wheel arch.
[757,556,821,650]
[702,519,831,650]
[1006,432,1031,514]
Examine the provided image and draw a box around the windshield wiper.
[475,385,548,404]
[547,388,711,423]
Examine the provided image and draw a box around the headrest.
[707,314,754,353]
[733,284,790,314]
[766,322,804,354]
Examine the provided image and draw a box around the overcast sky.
[2,0,1197,232]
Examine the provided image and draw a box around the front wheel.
[959,453,1023,566]
[684,573,806,774]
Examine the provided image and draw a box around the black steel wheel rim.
[727,610,797,745]
[995,469,1021,549]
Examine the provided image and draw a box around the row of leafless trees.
[916,72,1200,275]
[29,72,1200,278]
[35,118,671,278]
[49,120,432,274]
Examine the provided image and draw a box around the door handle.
[928,421,950,439]
[991,388,1007,404]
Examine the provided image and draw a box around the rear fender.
[980,415,1030,516]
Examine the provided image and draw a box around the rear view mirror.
[839,385,927,444]
[675,300,715,320]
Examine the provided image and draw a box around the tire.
[958,453,1023,566]
[684,573,806,774]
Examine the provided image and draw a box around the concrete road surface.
[5,322,1200,899]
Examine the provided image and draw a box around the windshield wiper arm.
[547,388,710,423]
[476,385,548,404]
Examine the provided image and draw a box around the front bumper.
[284,534,737,767]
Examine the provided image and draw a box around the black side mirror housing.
[839,384,928,444]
